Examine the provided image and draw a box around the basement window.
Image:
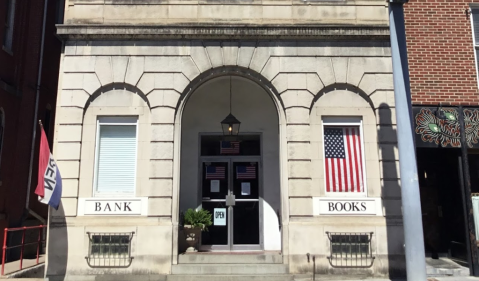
[326,232,375,268]
[85,232,134,268]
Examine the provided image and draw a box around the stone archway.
[171,67,289,260]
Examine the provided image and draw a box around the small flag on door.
[236,166,256,179]
[34,123,62,210]
[220,141,240,154]
[206,166,225,180]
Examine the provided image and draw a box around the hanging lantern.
[221,76,241,136]
[221,113,241,136]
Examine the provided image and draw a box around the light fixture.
[221,76,241,136]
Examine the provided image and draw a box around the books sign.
[313,197,382,216]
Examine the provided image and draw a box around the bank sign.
[313,197,382,216]
[77,198,148,216]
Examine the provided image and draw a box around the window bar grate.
[326,232,375,268]
[85,232,134,268]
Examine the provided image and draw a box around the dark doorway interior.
[417,148,469,266]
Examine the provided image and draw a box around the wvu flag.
[34,125,62,210]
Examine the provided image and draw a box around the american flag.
[324,127,364,192]
[220,141,240,154]
[236,166,256,179]
[206,166,225,180]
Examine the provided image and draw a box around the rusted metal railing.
[1,225,46,275]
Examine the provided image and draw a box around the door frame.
[198,139,264,251]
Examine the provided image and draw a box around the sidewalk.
[1,255,44,277]
[293,276,479,281]
[428,277,479,281]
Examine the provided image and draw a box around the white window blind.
[95,117,137,196]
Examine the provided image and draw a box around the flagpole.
[44,205,51,279]
[39,119,48,279]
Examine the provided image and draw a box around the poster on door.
[210,180,220,192]
[214,208,226,226]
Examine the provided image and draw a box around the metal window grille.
[85,232,134,268]
[326,232,375,268]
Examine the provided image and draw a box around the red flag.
[34,125,62,209]
[34,126,50,197]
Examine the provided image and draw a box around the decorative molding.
[56,24,390,40]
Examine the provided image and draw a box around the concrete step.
[167,274,293,281]
[171,264,288,275]
[178,253,283,264]
[426,257,470,277]
[427,266,470,277]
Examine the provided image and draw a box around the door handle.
[226,194,236,206]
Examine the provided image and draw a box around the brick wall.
[0,0,61,247]
[405,0,479,105]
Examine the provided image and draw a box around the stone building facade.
[47,1,404,279]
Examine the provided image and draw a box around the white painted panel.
[312,197,383,216]
[77,197,148,216]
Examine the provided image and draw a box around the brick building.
[0,0,63,253]
[406,0,479,106]
[405,0,479,276]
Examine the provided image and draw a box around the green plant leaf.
[428,123,440,133]
[183,208,213,231]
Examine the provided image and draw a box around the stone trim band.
[56,24,390,40]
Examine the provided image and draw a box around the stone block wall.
[63,0,388,26]
[48,39,403,277]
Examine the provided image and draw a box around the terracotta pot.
[184,225,202,252]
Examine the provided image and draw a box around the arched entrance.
[174,68,285,253]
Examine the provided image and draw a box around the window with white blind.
[3,0,16,52]
[471,7,479,87]
[322,118,367,196]
[94,117,138,196]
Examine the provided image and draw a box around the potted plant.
[183,208,212,252]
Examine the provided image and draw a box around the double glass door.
[200,159,261,251]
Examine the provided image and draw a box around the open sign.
[214,208,226,226]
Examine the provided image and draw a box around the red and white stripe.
[325,127,364,192]
[236,166,256,179]
[220,141,240,154]
[206,167,226,179]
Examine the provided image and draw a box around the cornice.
[56,24,390,40]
